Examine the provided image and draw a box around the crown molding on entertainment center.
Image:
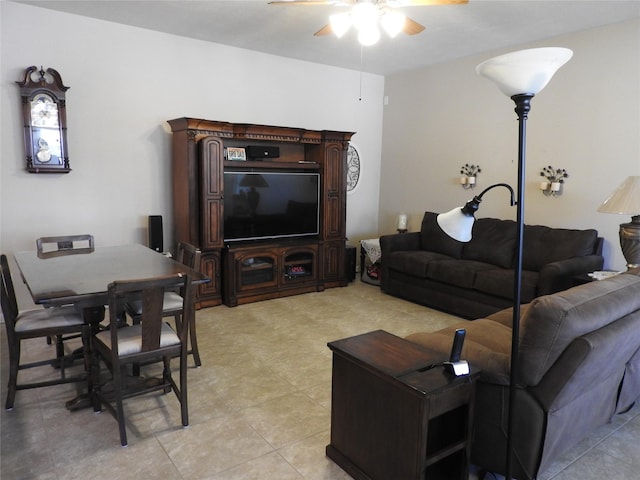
[168,117,354,308]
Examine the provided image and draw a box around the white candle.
[540,181,550,190]
[397,214,407,230]
[551,182,561,191]
[467,176,476,185]
[460,176,468,184]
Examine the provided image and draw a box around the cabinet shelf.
[223,240,320,306]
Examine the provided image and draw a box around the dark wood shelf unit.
[168,118,353,307]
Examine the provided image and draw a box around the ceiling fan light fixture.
[329,12,352,38]
[358,24,381,46]
[380,10,406,38]
[351,2,379,31]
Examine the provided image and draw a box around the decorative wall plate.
[346,143,360,192]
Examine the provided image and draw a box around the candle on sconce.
[460,176,468,185]
[397,214,408,232]
[467,176,476,185]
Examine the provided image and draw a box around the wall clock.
[346,143,361,192]
[17,66,71,173]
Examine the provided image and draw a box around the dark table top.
[14,243,208,307]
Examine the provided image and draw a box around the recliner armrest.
[537,255,605,295]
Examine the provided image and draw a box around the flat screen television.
[223,171,320,242]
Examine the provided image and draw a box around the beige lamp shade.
[598,176,640,268]
[597,176,640,215]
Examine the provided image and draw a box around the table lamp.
[598,176,640,269]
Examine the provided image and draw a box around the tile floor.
[2,279,639,480]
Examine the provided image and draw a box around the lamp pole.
[505,93,533,480]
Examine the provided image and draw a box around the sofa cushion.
[427,259,496,289]
[386,250,452,279]
[462,218,516,268]
[519,271,640,386]
[474,269,539,303]
[522,225,598,271]
[420,212,464,259]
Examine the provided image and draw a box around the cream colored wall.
[0,2,384,259]
[381,19,640,271]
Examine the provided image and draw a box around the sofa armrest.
[537,255,605,295]
[380,232,421,291]
[380,232,421,255]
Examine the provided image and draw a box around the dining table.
[13,243,209,409]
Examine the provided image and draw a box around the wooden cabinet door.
[199,136,224,250]
[197,251,221,307]
[322,142,346,240]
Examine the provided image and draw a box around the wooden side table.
[326,330,480,480]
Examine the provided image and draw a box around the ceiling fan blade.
[403,16,426,35]
[268,1,353,6]
[314,24,334,36]
[392,0,468,6]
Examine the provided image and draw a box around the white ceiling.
[13,0,640,75]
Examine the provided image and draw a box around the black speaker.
[246,145,280,159]
[148,215,163,252]
[345,244,356,282]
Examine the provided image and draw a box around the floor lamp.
[437,47,573,480]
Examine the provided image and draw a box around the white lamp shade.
[437,207,475,242]
[476,47,573,97]
[330,12,351,38]
[358,25,380,46]
[380,11,406,38]
[598,176,640,215]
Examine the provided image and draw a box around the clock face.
[30,93,59,128]
[346,144,361,192]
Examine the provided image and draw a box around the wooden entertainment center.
[168,118,354,307]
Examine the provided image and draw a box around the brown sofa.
[405,268,640,479]
[380,212,604,319]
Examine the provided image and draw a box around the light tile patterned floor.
[2,279,638,479]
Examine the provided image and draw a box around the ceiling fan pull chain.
[359,44,364,101]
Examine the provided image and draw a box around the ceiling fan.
[269,0,468,46]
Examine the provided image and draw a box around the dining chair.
[36,234,95,347]
[125,242,202,368]
[1,254,90,410]
[36,234,94,259]
[91,273,193,446]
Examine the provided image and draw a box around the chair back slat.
[36,234,95,259]
[0,255,18,329]
[140,286,165,352]
[175,242,201,270]
[107,274,191,358]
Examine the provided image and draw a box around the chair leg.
[187,312,202,367]
[5,343,20,410]
[180,352,188,427]
[114,366,128,447]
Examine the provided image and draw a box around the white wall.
[0,2,384,259]
[381,19,640,271]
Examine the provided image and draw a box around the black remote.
[449,329,466,363]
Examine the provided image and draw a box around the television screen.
[223,171,320,242]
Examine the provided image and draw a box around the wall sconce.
[460,164,481,189]
[396,213,408,233]
[539,166,568,196]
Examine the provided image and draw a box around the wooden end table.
[326,330,480,480]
